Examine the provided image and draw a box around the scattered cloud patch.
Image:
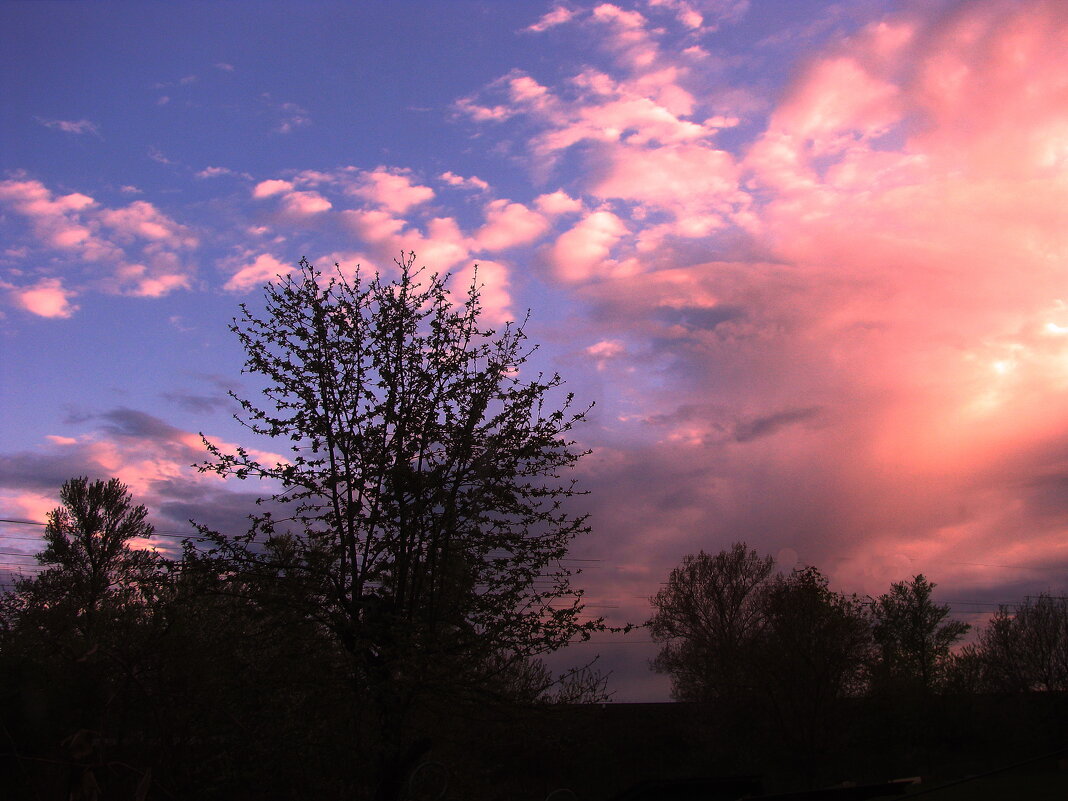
[223,253,293,293]
[439,171,490,191]
[268,97,311,134]
[525,5,577,32]
[281,191,332,216]
[252,179,294,198]
[196,166,251,180]
[546,210,631,283]
[471,199,548,252]
[351,167,435,214]
[0,177,197,307]
[10,277,78,318]
[535,190,583,215]
[35,117,101,137]
[147,147,176,165]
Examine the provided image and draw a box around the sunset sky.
[3,0,1068,700]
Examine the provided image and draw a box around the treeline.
[648,543,1068,774]
[4,501,1067,799]
[2,257,618,801]
[0,477,608,801]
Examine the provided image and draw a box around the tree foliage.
[649,548,872,759]
[751,565,873,749]
[648,543,773,702]
[871,574,968,693]
[197,254,604,714]
[6,476,161,647]
[978,593,1068,692]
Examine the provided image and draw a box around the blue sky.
[4,0,1068,700]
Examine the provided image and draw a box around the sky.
[2,0,1068,701]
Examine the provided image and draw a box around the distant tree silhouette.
[2,477,163,662]
[871,574,968,694]
[978,593,1068,692]
[648,543,773,702]
[196,254,608,798]
[0,477,167,799]
[649,551,874,766]
[750,566,872,754]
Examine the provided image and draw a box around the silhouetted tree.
[871,574,968,694]
[0,477,166,800]
[979,593,1068,692]
[1,477,164,676]
[20,477,161,640]
[648,543,774,702]
[942,642,988,694]
[196,254,606,798]
[649,551,874,768]
[750,566,873,755]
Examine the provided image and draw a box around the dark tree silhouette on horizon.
[4,476,162,649]
[871,574,968,694]
[648,543,773,703]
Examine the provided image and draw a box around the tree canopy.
[194,255,608,793]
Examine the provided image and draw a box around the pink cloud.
[647,0,704,30]
[539,95,707,152]
[525,5,576,33]
[36,117,101,137]
[472,200,549,252]
[453,96,515,123]
[0,179,96,218]
[343,208,407,244]
[544,0,1068,608]
[224,253,294,293]
[535,190,584,215]
[591,3,659,70]
[591,141,741,217]
[0,179,198,307]
[0,411,291,552]
[11,277,78,318]
[99,201,197,248]
[453,259,513,325]
[439,171,490,191]
[586,338,626,370]
[116,267,192,298]
[0,489,59,531]
[253,179,295,198]
[350,167,434,214]
[280,190,332,216]
[344,209,471,275]
[546,210,633,283]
